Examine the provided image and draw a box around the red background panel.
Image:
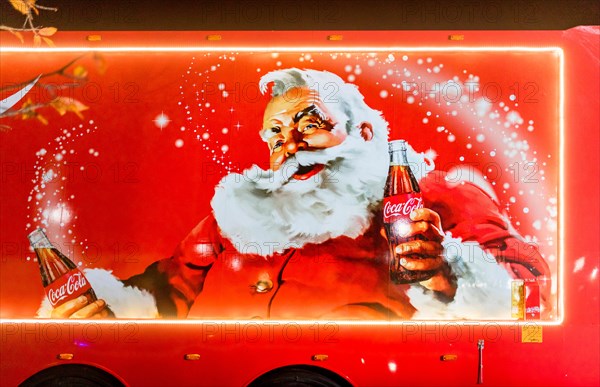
[1,39,561,317]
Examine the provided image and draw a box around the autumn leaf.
[9,0,38,15]
[33,35,41,47]
[8,30,25,44]
[93,53,107,75]
[20,98,35,117]
[50,97,89,119]
[73,66,88,79]
[42,37,55,47]
[21,110,49,125]
[36,113,48,125]
[20,98,48,125]
[9,0,33,15]
[39,27,57,36]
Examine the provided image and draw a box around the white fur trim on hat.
[36,268,158,318]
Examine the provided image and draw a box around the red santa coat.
[124,172,551,319]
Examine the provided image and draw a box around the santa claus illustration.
[39,68,550,320]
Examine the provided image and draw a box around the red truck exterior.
[1,30,598,386]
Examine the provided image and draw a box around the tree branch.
[2,1,58,41]
[36,5,58,12]
[0,55,86,92]
[0,25,42,32]
[26,11,36,32]
[39,82,84,91]
[0,102,46,119]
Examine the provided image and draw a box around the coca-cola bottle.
[383,140,436,284]
[28,228,97,308]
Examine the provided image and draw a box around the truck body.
[1,29,598,386]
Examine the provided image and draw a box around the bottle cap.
[388,139,407,153]
[27,228,52,248]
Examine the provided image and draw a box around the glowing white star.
[153,112,171,129]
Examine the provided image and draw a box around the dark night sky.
[0,0,598,31]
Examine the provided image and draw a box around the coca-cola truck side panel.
[1,30,598,386]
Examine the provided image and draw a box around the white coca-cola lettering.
[47,270,90,307]
[383,195,424,222]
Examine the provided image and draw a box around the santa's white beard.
[211,135,389,256]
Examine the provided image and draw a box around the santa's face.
[212,84,387,254]
[261,87,349,180]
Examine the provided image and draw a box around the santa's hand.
[394,208,457,300]
[50,296,113,319]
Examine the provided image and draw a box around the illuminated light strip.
[0,46,565,326]
[0,46,563,53]
[558,48,565,326]
[0,318,564,326]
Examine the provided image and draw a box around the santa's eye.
[261,126,281,142]
[272,140,284,150]
[299,121,322,134]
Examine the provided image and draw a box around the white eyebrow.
[260,126,278,142]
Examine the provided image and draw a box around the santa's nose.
[284,138,308,156]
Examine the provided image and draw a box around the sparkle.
[234,121,242,131]
[153,112,171,129]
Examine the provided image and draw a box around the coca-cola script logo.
[383,194,424,223]
[47,270,90,307]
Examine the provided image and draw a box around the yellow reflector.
[440,354,458,361]
[522,325,543,343]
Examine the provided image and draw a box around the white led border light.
[0,46,564,53]
[0,45,565,327]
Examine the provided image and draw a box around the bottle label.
[45,269,93,307]
[383,193,424,224]
[524,280,541,320]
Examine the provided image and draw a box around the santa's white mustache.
[242,137,366,190]
[241,152,332,191]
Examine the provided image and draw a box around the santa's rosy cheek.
[270,152,286,171]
